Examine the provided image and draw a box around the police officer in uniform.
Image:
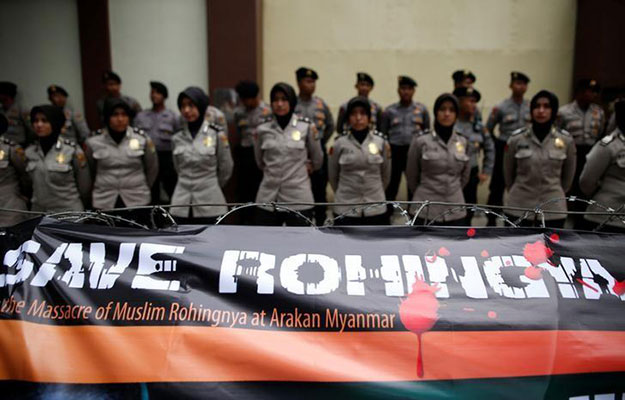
[486,71,531,225]
[453,87,494,225]
[381,76,430,211]
[0,113,28,226]
[96,71,142,124]
[336,73,383,133]
[452,70,476,90]
[294,67,334,226]
[406,93,470,225]
[26,105,91,212]
[579,99,625,233]
[85,98,158,211]
[557,79,606,227]
[134,81,180,204]
[329,97,391,225]
[504,90,576,228]
[47,85,90,144]
[233,80,271,224]
[254,82,323,226]
[170,87,233,224]
[0,81,32,146]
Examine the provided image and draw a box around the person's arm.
[142,137,159,188]
[72,146,92,208]
[579,142,611,196]
[382,140,392,189]
[460,143,471,188]
[307,123,323,171]
[503,138,516,189]
[217,131,234,187]
[380,109,391,135]
[253,130,265,170]
[327,143,340,191]
[486,106,500,135]
[10,144,30,199]
[422,107,431,131]
[375,106,384,132]
[83,141,97,182]
[73,112,90,144]
[405,136,421,194]
[481,127,495,181]
[561,140,577,193]
[323,102,334,143]
[336,106,346,134]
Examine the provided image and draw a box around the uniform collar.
[103,127,132,145]
[528,126,558,145]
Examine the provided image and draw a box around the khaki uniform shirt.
[579,129,625,227]
[557,101,605,147]
[61,107,90,144]
[85,127,158,209]
[381,101,431,146]
[171,121,233,218]
[336,99,383,133]
[504,127,576,219]
[134,108,180,152]
[25,139,91,212]
[205,105,228,131]
[406,130,471,221]
[295,96,334,144]
[254,115,323,210]
[486,97,530,142]
[1,102,31,146]
[233,102,271,148]
[0,136,28,225]
[328,130,391,217]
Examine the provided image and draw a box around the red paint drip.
[576,278,599,293]
[466,228,476,238]
[417,333,424,378]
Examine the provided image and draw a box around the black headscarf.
[615,99,625,133]
[103,98,133,143]
[270,82,297,129]
[177,86,210,137]
[30,105,65,154]
[530,90,559,142]
[346,96,371,143]
[433,93,459,144]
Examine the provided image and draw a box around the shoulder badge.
[558,128,570,137]
[62,138,76,147]
[339,130,349,137]
[133,127,145,136]
[373,130,387,140]
[298,116,312,124]
[208,122,223,132]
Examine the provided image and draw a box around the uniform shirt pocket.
[368,154,384,164]
[126,149,145,157]
[339,153,356,165]
[287,140,306,149]
[261,139,278,150]
[0,160,9,169]
[422,149,441,160]
[514,148,533,159]
[548,149,567,161]
[93,149,109,160]
[47,161,71,173]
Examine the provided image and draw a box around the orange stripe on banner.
[1,320,625,383]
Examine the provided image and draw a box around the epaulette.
[93,129,103,136]
[511,127,528,136]
[557,128,570,137]
[373,130,388,140]
[259,115,274,124]
[338,130,349,137]
[208,122,223,132]
[298,116,312,124]
[422,129,433,136]
[132,127,145,136]
[600,132,616,146]
[1,136,15,146]
[62,138,76,147]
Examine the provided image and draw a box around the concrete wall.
[0,0,84,112]
[262,0,577,117]
[108,0,208,112]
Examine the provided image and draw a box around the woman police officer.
[328,96,391,225]
[405,93,471,225]
[503,90,576,228]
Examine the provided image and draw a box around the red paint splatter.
[399,279,440,379]
[466,228,476,238]
[505,260,512,266]
[488,311,497,319]
[437,247,450,257]
[524,266,543,280]
[613,280,625,296]
[425,250,437,263]
[549,233,560,243]
[480,250,489,258]
[523,241,554,266]
[576,278,599,293]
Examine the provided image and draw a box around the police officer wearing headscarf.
[26,105,91,212]
[48,84,90,144]
[0,113,28,226]
[504,90,576,227]
[406,93,471,225]
[134,81,181,204]
[254,82,323,226]
[169,86,233,224]
[85,98,158,210]
[329,97,391,225]
[579,98,625,232]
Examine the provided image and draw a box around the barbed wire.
[1,197,624,231]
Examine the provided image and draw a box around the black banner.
[1,218,625,399]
